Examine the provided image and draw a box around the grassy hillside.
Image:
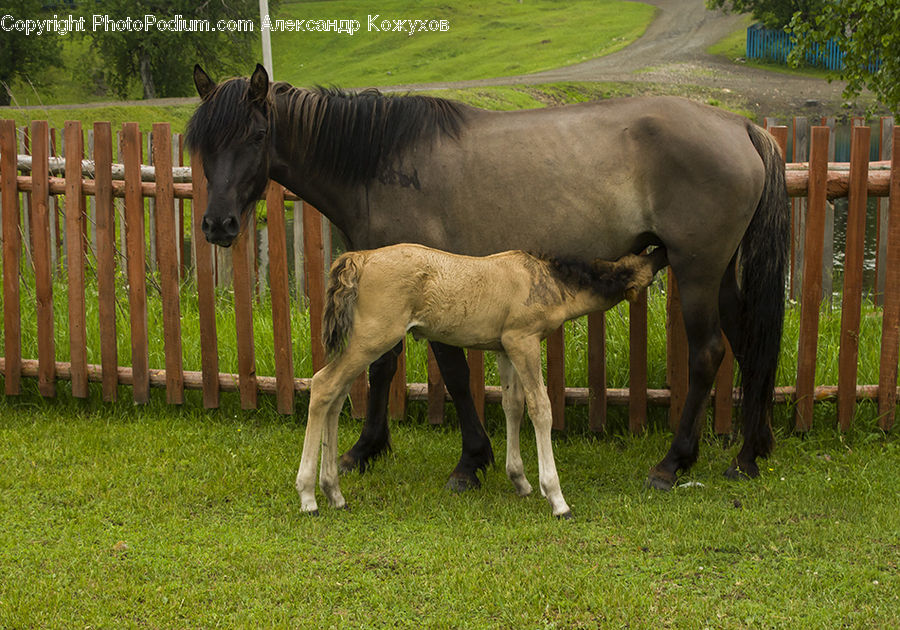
[270,0,655,87]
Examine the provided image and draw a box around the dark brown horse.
[186,64,789,492]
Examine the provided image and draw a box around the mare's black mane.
[186,77,468,183]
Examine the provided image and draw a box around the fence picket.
[152,124,184,405]
[877,127,900,431]
[794,126,830,431]
[190,155,220,408]
[427,345,445,425]
[64,121,88,398]
[629,290,648,433]
[1,120,21,395]
[302,202,327,372]
[875,117,894,304]
[837,126,870,430]
[666,272,688,430]
[468,349,486,425]
[389,339,407,420]
[266,182,295,415]
[30,121,55,397]
[587,311,606,432]
[232,206,258,410]
[548,325,565,431]
[122,123,149,403]
[93,123,118,401]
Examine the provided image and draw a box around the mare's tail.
[738,124,790,458]
[322,252,363,358]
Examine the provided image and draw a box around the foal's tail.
[738,124,790,458]
[323,252,364,358]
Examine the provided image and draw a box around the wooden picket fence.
[0,117,898,434]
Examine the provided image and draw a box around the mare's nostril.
[224,216,239,233]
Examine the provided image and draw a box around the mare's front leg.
[338,341,403,473]
[496,351,532,496]
[502,335,571,518]
[432,342,495,492]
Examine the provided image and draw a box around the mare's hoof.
[339,452,361,474]
[724,460,759,481]
[445,472,481,493]
[556,510,574,521]
[645,469,676,492]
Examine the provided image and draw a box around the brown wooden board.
[547,325,565,431]
[265,183,295,414]
[666,272,688,430]
[30,121,56,397]
[629,290,648,433]
[190,155,220,408]
[794,126,830,431]
[427,345,445,425]
[389,338,407,420]
[152,124,185,405]
[468,349,485,425]
[93,123,118,401]
[587,311,606,432]
[1,120,21,394]
[302,202,327,372]
[63,121,88,398]
[350,372,368,419]
[714,335,735,435]
[836,126,870,430]
[878,127,900,431]
[232,206,258,410]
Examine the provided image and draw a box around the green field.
[269,0,654,87]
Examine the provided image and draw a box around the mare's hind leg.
[432,342,495,492]
[338,341,403,473]
[647,271,725,491]
[496,351,532,497]
[503,335,570,518]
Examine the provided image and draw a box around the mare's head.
[186,64,271,247]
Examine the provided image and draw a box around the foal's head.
[186,64,271,247]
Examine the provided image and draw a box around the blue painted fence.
[745,23,878,72]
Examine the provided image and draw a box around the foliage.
[788,1,900,116]
[705,0,823,29]
[78,0,271,99]
[0,1,62,106]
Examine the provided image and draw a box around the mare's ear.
[248,63,269,107]
[193,65,216,99]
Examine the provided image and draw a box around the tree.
[706,0,824,30]
[789,2,900,115]
[0,1,62,106]
[82,0,272,100]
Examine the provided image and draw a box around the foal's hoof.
[645,468,676,492]
[303,509,320,517]
[445,471,481,493]
[724,460,759,481]
[556,510,574,521]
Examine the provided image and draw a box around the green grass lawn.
[0,388,897,627]
[270,0,655,87]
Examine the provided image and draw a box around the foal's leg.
[338,342,403,473]
[432,342,495,492]
[496,351,532,497]
[299,340,395,513]
[647,271,725,491]
[503,335,571,518]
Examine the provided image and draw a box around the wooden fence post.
[794,126,830,431]
[427,345,445,425]
[389,338,407,420]
[64,121,88,399]
[629,290,648,433]
[152,123,184,405]
[232,205,258,410]
[94,123,118,401]
[836,126,871,430]
[666,271,688,431]
[122,123,149,404]
[303,202,327,372]
[30,121,55,397]
[266,183,295,415]
[875,117,894,305]
[1,120,22,395]
[791,117,809,300]
[548,325,565,431]
[587,311,607,433]
[190,154,220,408]
[877,126,900,431]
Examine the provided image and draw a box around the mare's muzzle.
[202,213,240,247]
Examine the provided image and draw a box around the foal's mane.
[186,76,468,183]
[539,255,637,298]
